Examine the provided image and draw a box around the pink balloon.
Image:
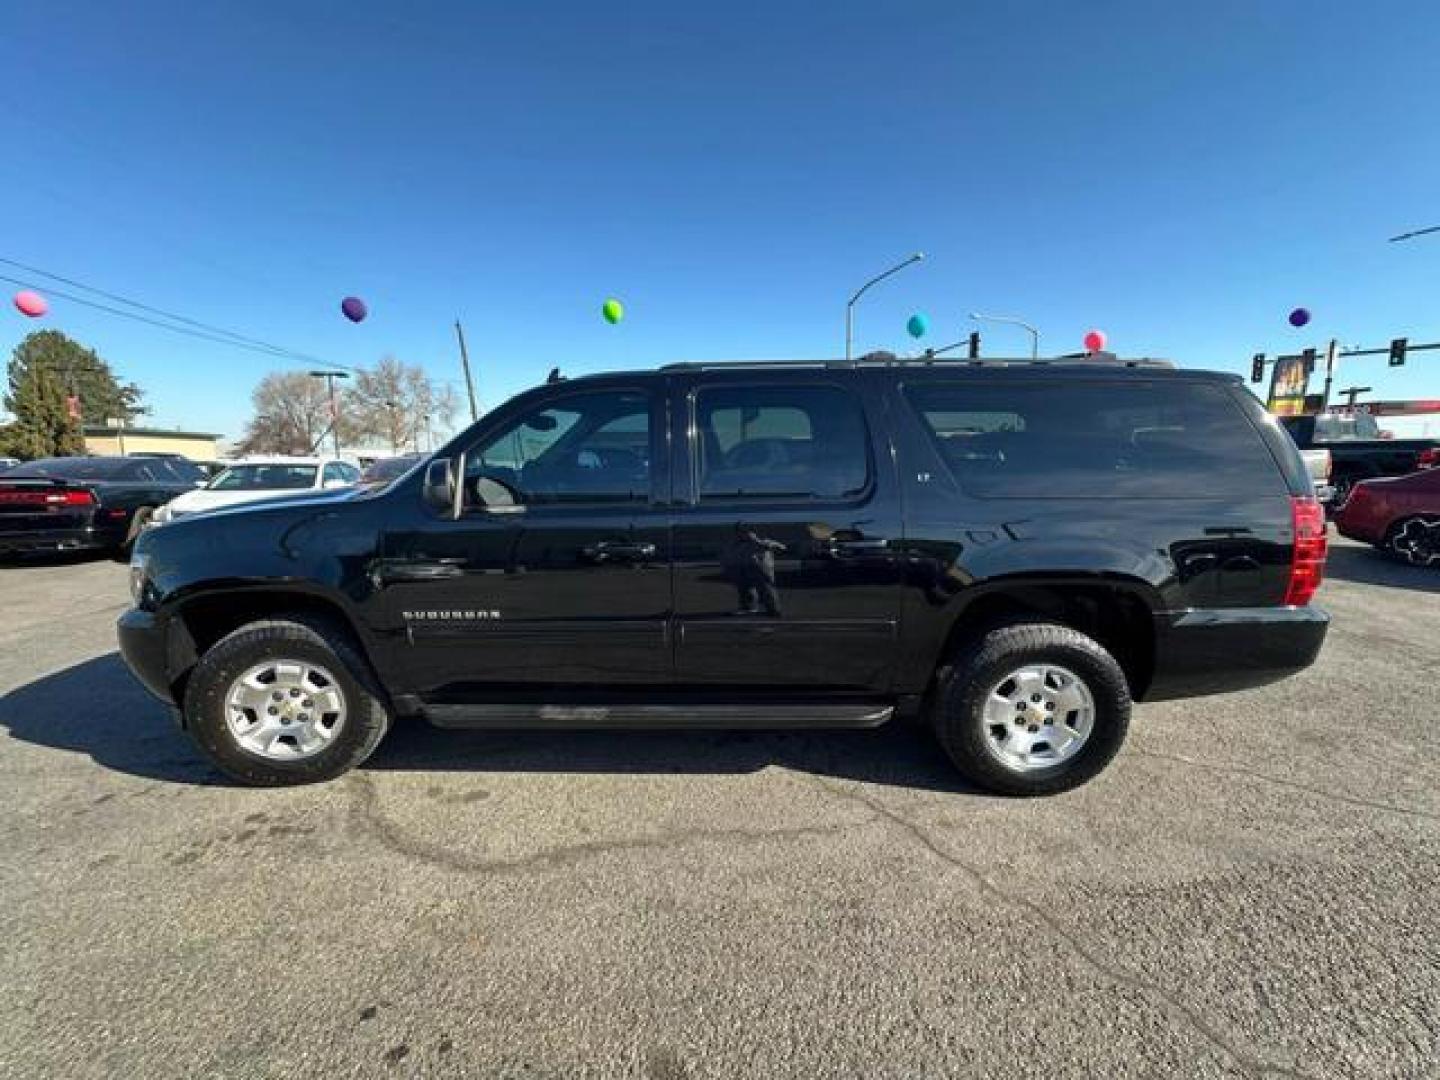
[1083,329,1107,352]
[13,290,48,318]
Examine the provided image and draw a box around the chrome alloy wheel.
[224,659,347,761]
[981,663,1095,773]
[1389,517,1440,567]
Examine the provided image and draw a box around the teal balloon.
[906,313,930,339]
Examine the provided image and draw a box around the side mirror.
[422,457,457,514]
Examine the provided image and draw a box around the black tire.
[1384,516,1440,567]
[182,615,391,786]
[932,622,1131,796]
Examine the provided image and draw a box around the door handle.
[379,559,466,582]
[581,541,657,564]
[827,537,891,557]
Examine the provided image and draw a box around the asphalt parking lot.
[1,539,1436,1079]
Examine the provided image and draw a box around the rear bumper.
[0,525,118,555]
[1142,605,1329,702]
[117,608,178,705]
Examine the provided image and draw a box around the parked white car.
[150,457,360,525]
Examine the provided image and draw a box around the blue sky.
[3,1,1439,442]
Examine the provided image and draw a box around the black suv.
[118,358,1329,795]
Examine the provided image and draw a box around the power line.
[0,255,326,360]
[0,265,356,372]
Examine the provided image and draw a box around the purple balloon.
[1288,307,1311,328]
[341,296,368,323]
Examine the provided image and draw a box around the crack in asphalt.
[811,778,1319,1080]
[347,772,873,876]
[1132,749,1439,823]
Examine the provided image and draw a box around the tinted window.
[10,457,134,480]
[1313,412,1382,442]
[695,385,870,501]
[361,455,423,485]
[465,390,652,505]
[164,459,206,483]
[321,462,356,485]
[905,380,1281,499]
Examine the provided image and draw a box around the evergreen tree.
[6,331,144,428]
[0,358,84,458]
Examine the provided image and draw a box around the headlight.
[129,552,151,607]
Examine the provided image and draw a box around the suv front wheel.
[183,616,391,786]
[933,622,1131,796]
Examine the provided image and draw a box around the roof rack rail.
[659,353,1176,372]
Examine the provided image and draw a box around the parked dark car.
[359,452,426,488]
[1278,411,1440,505]
[1334,467,1440,565]
[0,455,205,556]
[119,358,1329,795]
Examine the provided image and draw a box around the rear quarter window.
[903,380,1286,499]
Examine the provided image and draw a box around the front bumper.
[1143,605,1329,702]
[117,608,178,705]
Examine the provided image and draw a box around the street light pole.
[969,312,1039,360]
[308,370,351,457]
[846,252,925,362]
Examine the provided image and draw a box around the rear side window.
[904,380,1283,499]
[694,385,870,501]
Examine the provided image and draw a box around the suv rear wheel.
[933,622,1131,796]
[182,616,391,785]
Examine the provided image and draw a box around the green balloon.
[602,298,624,324]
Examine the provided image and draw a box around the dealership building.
[82,425,222,461]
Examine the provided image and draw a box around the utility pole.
[454,320,479,422]
[308,370,351,457]
[1320,339,1339,410]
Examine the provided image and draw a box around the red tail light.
[1418,447,1440,469]
[0,488,95,507]
[1285,497,1327,606]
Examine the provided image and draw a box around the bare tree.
[346,356,454,453]
[236,371,339,455]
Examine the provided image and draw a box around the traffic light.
[1389,337,1408,366]
[1251,353,1266,383]
[967,331,980,359]
[1302,348,1316,375]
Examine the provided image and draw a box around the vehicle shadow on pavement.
[0,550,122,568]
[1324,542,1440,594]
[368,718,980,795]
[0,653,221,785]
[0,652,979,795]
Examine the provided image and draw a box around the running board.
[423,702,895,730]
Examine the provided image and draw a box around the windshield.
[207,464,318,491]
[7,457,136,480]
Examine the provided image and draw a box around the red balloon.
[1083,329,1107,352]
[13,290,48,318]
